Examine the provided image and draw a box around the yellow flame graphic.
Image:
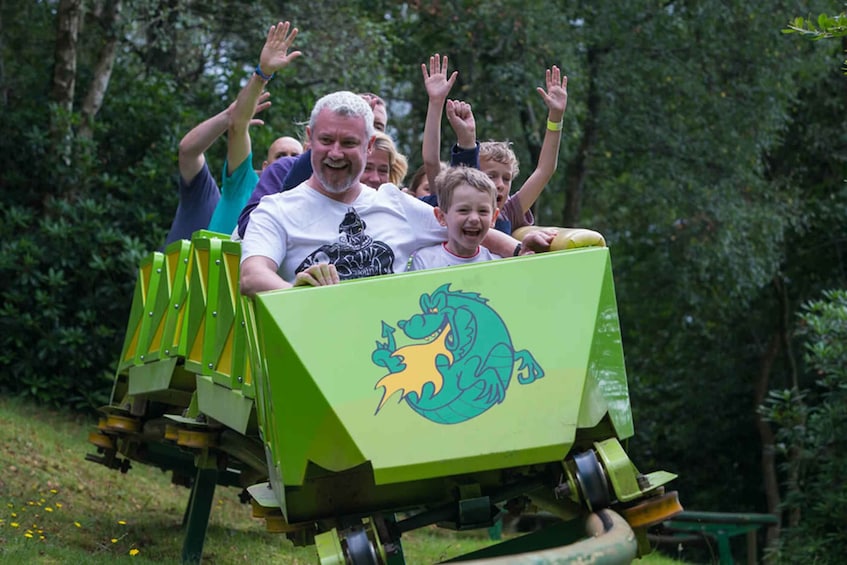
[375,324,453,412]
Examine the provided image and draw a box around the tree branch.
[80,0,123,139]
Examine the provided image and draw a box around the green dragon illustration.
[371,284,544,424]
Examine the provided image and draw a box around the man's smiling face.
[308,108,373,197]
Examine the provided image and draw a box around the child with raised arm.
[482,65,567,232]
[420,55,481,190]
[420,56,568,235]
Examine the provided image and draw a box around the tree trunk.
[0,7,7,107]
[50,0,83,156]
[561,46,600,227]
[51,0,82,110]
[776,276,803,530]
[79,0,122,139]
[753,331,782,555]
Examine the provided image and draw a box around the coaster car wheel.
[345,526,379,565]
[574,450,611,512]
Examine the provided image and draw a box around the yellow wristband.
[546,119,563,132]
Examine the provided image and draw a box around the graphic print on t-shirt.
[296,208,395,279]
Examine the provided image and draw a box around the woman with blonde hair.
[361,131,408,189]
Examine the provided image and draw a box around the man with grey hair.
[239,87,532,295]
[239,89,447,294]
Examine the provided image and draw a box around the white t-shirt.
[240,182,446,282]
[407,242,501,271]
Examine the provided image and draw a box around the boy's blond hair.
[435,166,497,212]
[479,140,520,176]
[373,131,409,186]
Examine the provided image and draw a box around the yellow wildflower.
[74,521,82,528]
[118,520,127,525]
[129,548,140,556]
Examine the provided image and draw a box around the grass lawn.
[0,395,683,563]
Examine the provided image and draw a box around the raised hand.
[226,91,272,128]
[421,54,458,103]
[536,65,568,121]
[359,93,382,112]
[259,21,302,77]
[250,91,272,127]
[446,99,476,148]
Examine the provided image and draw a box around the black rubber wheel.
[573,450,611,511]
[345,527,378,565]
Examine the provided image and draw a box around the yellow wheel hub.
[176,429,217,448]
[621,490,683,528]
[102,414,140,433]
[88,431,115,450]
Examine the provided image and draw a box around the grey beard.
[315,162,362,194]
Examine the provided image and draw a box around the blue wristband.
[254,64,274,81]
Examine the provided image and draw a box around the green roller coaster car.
[87,229,681,564]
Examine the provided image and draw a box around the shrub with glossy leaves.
[0,197,148,411]
[761,290,847,562]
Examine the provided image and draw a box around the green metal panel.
[159,239,192,359]
[201,237,223,380]
[232,294,254,397]
[195,374,254,434]
[135,253,168,365]
[250,247,630,488]
[243,299,269,435]
[576,260,634,439]
[183,232,240,388]
[211,239,243,390]
[117,255,149,372]
[183,234,214,375]
[118,252,169,372]
[127,357,179,395]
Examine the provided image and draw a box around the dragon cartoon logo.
[371,284,544,424]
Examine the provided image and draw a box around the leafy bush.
[761,289,847,562]
[0,195,151,411]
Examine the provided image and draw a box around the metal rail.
[447,509,637,565]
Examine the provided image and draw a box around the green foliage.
[785,8,847,71]
[0,197,146,410]
[760,290,847,562]
[785,12,847,38]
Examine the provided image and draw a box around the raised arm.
[446,99,478,167]
[227,91,271,172]
[178,108,230,184]
[512,66,568,215]
[228,21,302,172]
[421,54,457,191]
